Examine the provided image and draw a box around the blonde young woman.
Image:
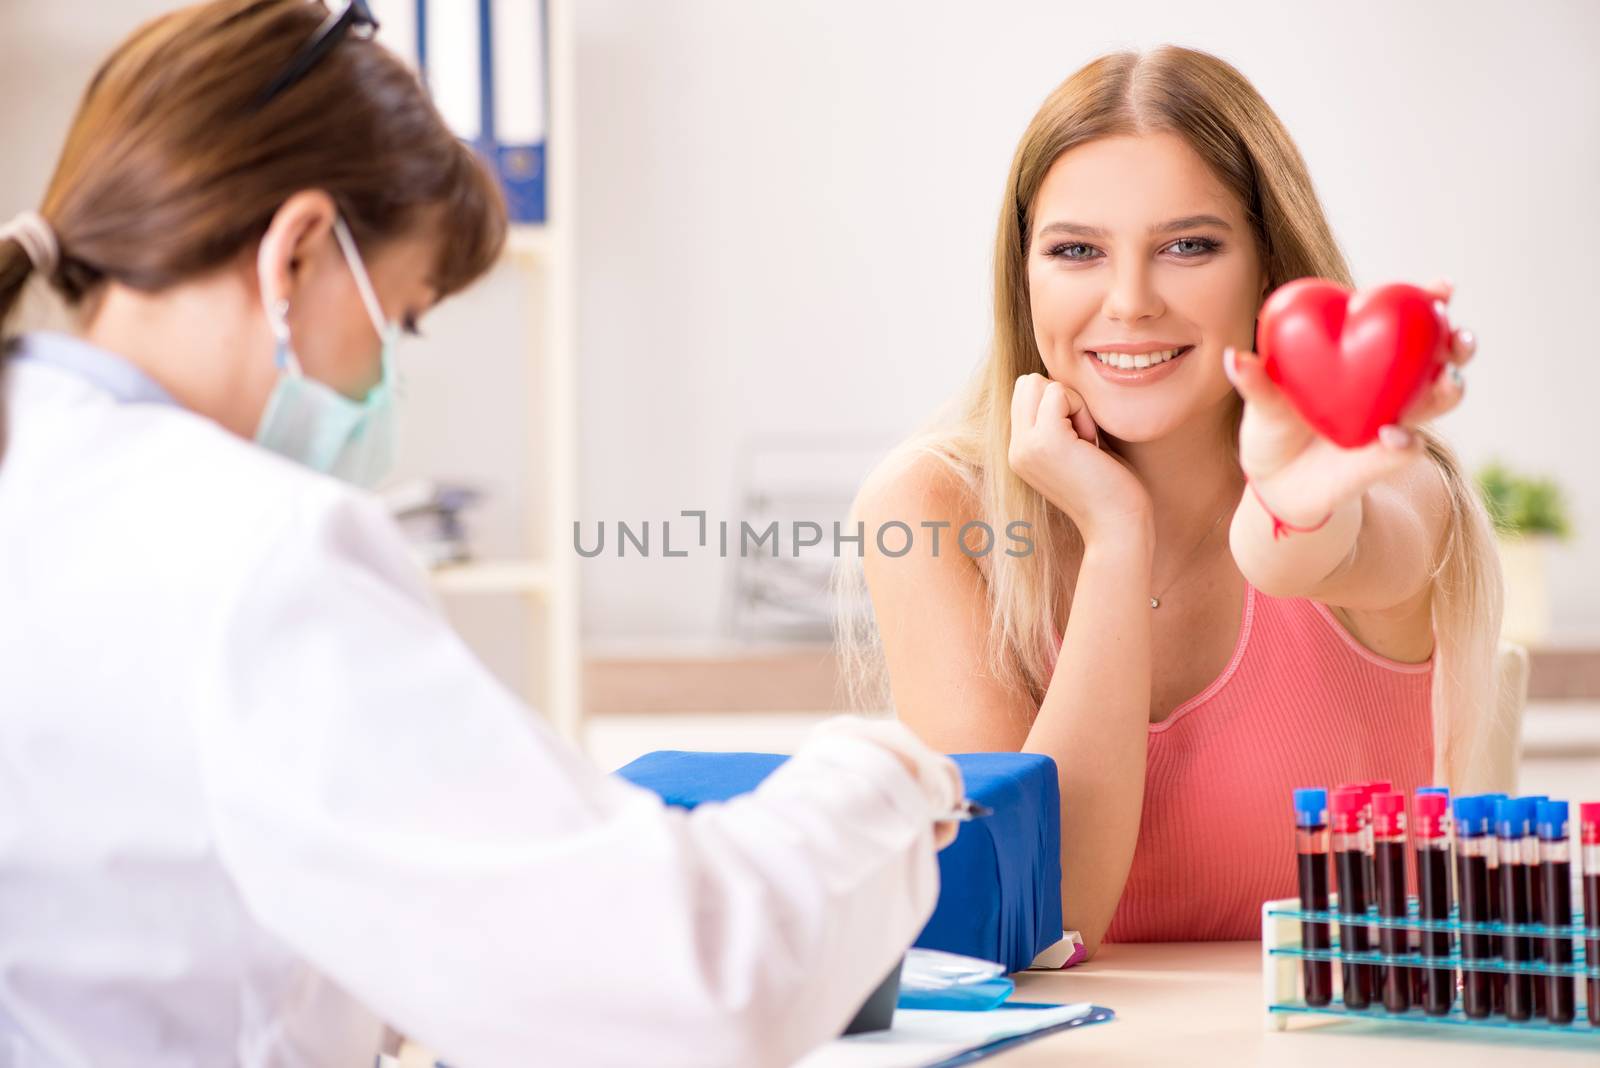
[840,46,1511,955]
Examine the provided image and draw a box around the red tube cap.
[1414,792,1449,839]
[1372,791,1406,836]
[1581,801,1600,844]
[1331,786,1367,832]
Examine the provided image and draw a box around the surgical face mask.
[254,215,401,487]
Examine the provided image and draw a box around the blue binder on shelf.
[401,0,548,224]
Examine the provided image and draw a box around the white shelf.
[429,559,552,596]
[504,223,553,265]
[401,0,582,743]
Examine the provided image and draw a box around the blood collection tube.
[1414,791,1455,1015]
[1357,780,1391,996]
[1482,793,1507,924]
[1581,802,1599,1028]
[1332,786,1373,1008]
[1410,786,1449,1006]
[1372,792,1410,1012]
[1454,795,1494,1018]
[1522,794,1549,1018]
[1418,785,1452,836]
[1494,796,1536,1021]
[1538,799,1575,1025]
[1294,787,1334,1007]
[1357,787,1390,889]
[1481,792,1508,1013]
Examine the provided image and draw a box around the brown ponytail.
[0,0,508,460]
[0,234,31,454]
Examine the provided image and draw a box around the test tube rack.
[1262,895,1598,1037]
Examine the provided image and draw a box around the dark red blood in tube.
[1580,802,1599,1028]
[1537,800,1575,1026]
[1494,798,1536,1021]
[1372,792,1410,1013]
[1414,792,1455,1016]
[1293,787,1334,1007]
[1454,796,1493,1019]
[1333,786,1373,1009]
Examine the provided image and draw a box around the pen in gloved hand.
[946,800,993,822]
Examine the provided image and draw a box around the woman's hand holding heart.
[1225,279,1477,532]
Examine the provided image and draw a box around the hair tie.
[0,211,60,277]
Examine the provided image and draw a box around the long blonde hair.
[833,46,1510,792]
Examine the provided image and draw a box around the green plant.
[1476,461,1573,539]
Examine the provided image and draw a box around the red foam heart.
[1256,279,1452,448]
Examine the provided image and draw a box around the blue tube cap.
[1452,794,1489,834]
[1293,787,1328,826]
[1416,785,1450,797]
[1494,796,1535,838]
[1536,799,1569,840]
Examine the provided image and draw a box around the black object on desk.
[842,956,903,1034]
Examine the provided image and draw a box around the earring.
[268,297,292,370]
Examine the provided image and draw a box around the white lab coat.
[0,342,940,1068]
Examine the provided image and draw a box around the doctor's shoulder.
[124,401,431,606]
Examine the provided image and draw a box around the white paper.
[793,1001,1098,1068]
[424,0,482,141]
[490,0,547,144]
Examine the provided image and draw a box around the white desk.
[396,940,1594,1065]
[1002,941,1597,1065]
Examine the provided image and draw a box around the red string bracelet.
[1247,480,1333,541]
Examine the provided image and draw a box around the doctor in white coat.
[0,3,963,1066]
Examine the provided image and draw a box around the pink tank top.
[1056,582,1435,942]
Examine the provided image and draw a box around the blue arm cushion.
[613,750,1063,973]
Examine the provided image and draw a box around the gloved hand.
[807,715,964,849]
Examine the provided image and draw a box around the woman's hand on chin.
[1008,373,1153,545]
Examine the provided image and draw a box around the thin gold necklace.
[1150,505,1231,609]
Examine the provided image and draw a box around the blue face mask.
[254,215,400,487]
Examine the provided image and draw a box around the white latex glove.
[806,715,965,848]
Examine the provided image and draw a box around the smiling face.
[1025,131,1268,443]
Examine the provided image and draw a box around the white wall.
[4,1,1597,646]
[572,0,1600,640]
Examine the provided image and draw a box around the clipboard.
[793,1001,1115,1067]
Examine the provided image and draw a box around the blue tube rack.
[1261,895,1598,1037]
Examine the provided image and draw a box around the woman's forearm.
[1230,486,1362,598]
[1021,526,1154,955]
